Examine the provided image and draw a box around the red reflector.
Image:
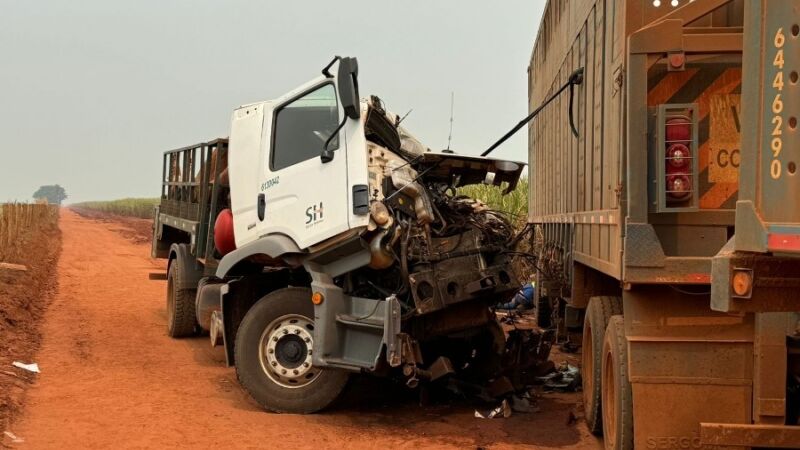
[687,273,711,283]
[666,174,691,200]
[767,233,800,252]
[666,143,690,169]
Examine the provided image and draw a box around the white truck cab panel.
[228,101,269,248]
[228,69,369,252]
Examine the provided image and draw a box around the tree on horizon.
[33,184,68,205]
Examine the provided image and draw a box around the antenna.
[446,92,454,151]
[397,109,413,126]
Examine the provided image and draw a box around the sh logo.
[305,202,324,226]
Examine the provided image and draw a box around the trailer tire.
[166,261,198,338]
[601,315,633,450]
[234,287,349,414]
[582,295,623,435]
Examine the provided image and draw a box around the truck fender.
[215,234,303,278]
[168,243,203,290]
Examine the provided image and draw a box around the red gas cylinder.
[214,209,236,256]
[666,117,691,142]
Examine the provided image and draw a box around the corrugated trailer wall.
[529,0,623,282]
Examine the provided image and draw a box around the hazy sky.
[0,1,545,203]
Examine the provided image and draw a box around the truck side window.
[271,83,340,171]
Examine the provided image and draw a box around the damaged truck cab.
[152,57,526,413]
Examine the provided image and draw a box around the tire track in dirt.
[11,210,599,449]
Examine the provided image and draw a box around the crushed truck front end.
[156,57,535,414]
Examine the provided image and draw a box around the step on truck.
[151,57,528,413]
[528,0,800,448]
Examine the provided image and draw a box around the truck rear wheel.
[601,315,633,450]
[582,295,623,435]
[166,261,197,338]
[234,287,349,414]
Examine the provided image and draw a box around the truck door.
[257,80,351,250]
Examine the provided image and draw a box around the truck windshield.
[272,83,340,171]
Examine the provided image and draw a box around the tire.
[602,315,633,450]
[234,287,349,413]
[582,295,623,435]
[166,261,197,337]
[536,295,553,328]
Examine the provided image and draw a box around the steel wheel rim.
[258,314,320,389]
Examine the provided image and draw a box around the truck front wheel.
[234,287,349,413]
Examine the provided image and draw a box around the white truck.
[152,57,528,413]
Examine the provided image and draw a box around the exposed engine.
[340,97,525,348]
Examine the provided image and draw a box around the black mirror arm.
[322,55,341,78]
[321,116,347,163]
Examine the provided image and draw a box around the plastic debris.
[0,262,28,272]
[474,399,512,419]
[511,392,540,413]
[538,363,581,391]
[3,431,24,444]
[496,283,535,310]
[12,361,40,373]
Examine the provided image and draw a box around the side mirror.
[337,57,360,120]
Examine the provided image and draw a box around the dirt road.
[11,210,600,449]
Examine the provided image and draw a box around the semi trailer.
[151,57,529,414]
[527,0,799,448]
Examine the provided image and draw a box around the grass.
[71,198,159,219]
[66,180,530,223]
[459,177,528,223]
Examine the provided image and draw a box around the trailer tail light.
[731,268,753,299]
[656,105,699,212]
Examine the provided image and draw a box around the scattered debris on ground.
[539,363,581,392]
[0,263,27,272]
[3,430,24,445]
[475,399,512,419]
[11,362,40,374]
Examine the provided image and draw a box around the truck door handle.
[257,193,266,221]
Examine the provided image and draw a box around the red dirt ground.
[0,213,60,435]
[7,210,601,449]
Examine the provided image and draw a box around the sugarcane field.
[2,1,800,449]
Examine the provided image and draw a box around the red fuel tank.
[214,209,236,256]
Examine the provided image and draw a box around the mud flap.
[311,282,401,371]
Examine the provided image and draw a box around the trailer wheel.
[582,295,623,435]
[166,261,197,337]
[601,315,633,450]
[234,287,349,414]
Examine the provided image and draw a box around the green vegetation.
[459,177,528,223]
[72,198,159,219]
[33,184,67,205]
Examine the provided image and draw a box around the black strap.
[482,67,584,157]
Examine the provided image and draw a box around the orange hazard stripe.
[697,141,710,174]
[648,69,699,106]
[699,182,738,209]
[694,68,742,121]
